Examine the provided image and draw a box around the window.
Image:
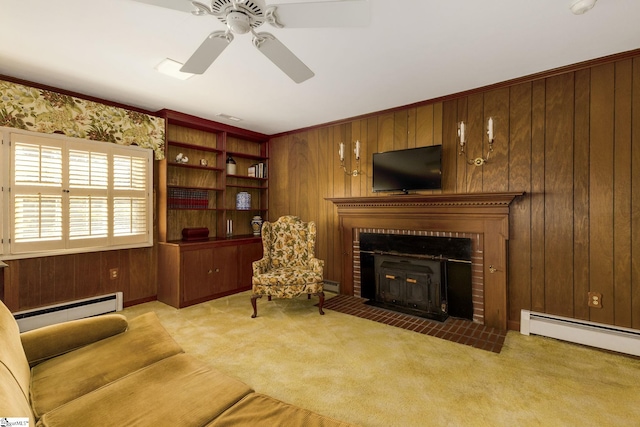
[1,128,153,257]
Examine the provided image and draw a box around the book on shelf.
[168,188,209,209]
[248,162,267,178]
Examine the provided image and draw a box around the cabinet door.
[182,248,215,302]
[238,241,263,289]
[211,245,238,294]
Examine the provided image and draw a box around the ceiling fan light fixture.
[570,0,597,15]
[226,10,251,34]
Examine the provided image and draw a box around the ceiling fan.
[133,0,370,83]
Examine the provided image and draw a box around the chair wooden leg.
[251,295,261,318]
[318,292,325,315]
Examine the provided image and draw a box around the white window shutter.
[7,129,153,256]
[11,138,65,253]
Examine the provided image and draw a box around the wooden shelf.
[168,140,223,154]
[168,162,224,172]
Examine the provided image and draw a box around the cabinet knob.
[208,269,213,274]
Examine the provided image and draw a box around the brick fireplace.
[355,229,484,324]
[327,192,523,330]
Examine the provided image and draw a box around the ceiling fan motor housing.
[226,10,251,33]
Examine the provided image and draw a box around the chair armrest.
[20,314,129,367]
[309,257,324,274]
[252,257,271,275]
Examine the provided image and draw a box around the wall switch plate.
[588,291,602,308]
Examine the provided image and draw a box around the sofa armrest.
[252,257,271,275]
[20,314,129,367]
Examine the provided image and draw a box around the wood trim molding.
[327,192,524,330]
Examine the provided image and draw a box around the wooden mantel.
[327,192,524,330]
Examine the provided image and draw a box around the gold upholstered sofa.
[0,299,354,427]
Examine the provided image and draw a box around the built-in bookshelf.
[156,110,269,308]
[158,111,269,242]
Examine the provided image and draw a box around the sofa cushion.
[30,311,183,418]
[0,300,31,402]
[0,364,35,426]
[37,353,253,427]
[207,393,357,427]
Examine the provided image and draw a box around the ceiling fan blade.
[180,31,234,74]
[267,0,370,28]
[253,32,314,84]
[130,0,196,13]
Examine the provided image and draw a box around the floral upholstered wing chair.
[251,216,325,318]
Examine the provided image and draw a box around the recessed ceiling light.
[570,0,597,15]
[216,113,242,122]
[155,58,194,80]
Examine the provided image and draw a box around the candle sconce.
[338,140,362,176]
[458,117,495,166]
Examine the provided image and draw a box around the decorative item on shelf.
[199,158,208,166]
[226,155,237,175]
[251,215,263,236]
[175,152,189,163]
[338,140,361,176]
[458,117,495,166]
[236,191,251,210]
[226,219,233,236]
[181,227,209,241]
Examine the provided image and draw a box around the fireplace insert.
[360,233,473,322]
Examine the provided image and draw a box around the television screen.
[372,145,442,193]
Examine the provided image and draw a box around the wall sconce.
[338,140,362,176]
[458,117,495,166]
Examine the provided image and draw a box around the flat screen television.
[372,145,442,193]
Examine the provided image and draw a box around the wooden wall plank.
[573,68,591,321]
[377,113,394,153]
[415,104,434,147]
[393,111,408,150]
[433,103,443,147]
[454,98,467,193]
[613,59,633,327]
[442,100,458,193]
[544,73,575,317]
[75,252,102,299]
[589,63,615,324]
[18,258,41,309]
[406,108,417,148]
[530,79,546,313]
[632,57,640,329]
[366,117,378,197]
[482,88,510,193]
[357,119,369,197]
[508,82,533,322]
[466,93,484,192]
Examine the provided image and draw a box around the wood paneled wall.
[268,55,640,330]
[2,247,156,311]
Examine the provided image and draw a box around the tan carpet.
[122,291,640,427]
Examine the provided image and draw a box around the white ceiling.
[1,0,638,135]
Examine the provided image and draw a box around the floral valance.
[0,79,165,160]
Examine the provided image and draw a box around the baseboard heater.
[323,280,340,293]
[521,310,640,357]
[13,292,123,333]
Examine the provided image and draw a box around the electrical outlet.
[588,291,602,308]
[109,268,119,280]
